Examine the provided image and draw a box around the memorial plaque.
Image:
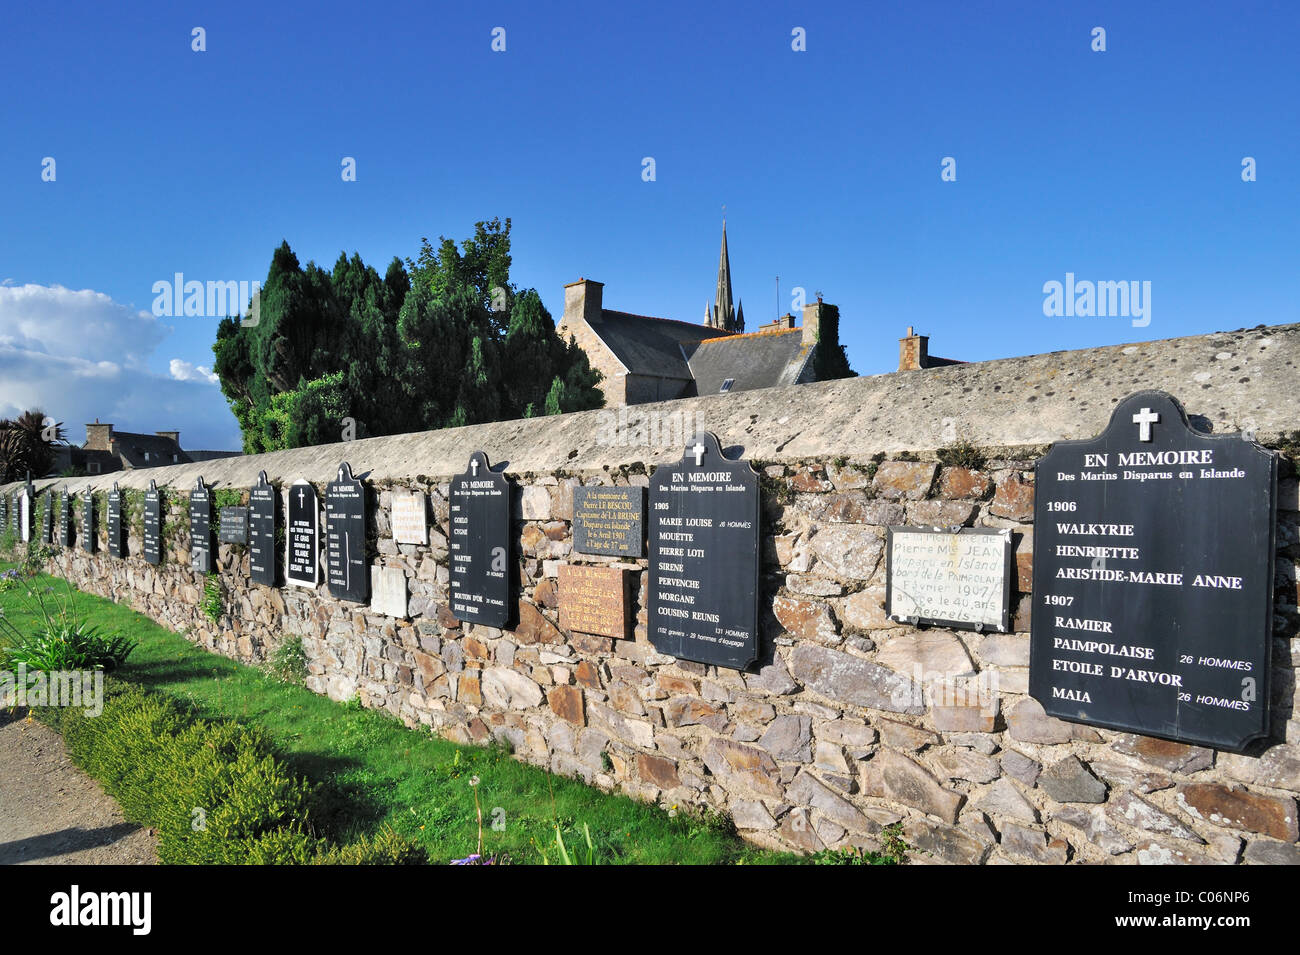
[885,527,1013,632]
[107,484,124,558]
[558,563,633,638]
[249,471,277,587]
[43,492,54,544]
[82,491,95,553]
[189,477,213,573]
[449,451,512,628]
[19,484,32,543]
[0,494,6,527]
[1030,390,1276,752]
[370,565,408,618]
[285,479,319,588]
[390,491,428,545]
[648,432,760,670]
[573,486,645,557]
[143,480,162,566]
[60,490,72,548]
[220,506,249,545]
[326,462,368,603]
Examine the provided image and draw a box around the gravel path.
[0,710,157,864]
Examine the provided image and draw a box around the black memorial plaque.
[449,451,512,628]
[220,506,249,545]
[1030,391,1276,752]
[42,492,54,544]
[189,478,213,573]
[249,471,277,587]
[60,490,72,548]
[143,480,162,566]
[573,485,645,557]
[286,479,319,588]
[325,462,367,602]
[0,494,7,528]
[81,492,95,553]
[648,432,760,670]
[107,484,124,558]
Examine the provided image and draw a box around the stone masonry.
[7,321,1300,864]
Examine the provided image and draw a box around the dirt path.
[0,710,157,864]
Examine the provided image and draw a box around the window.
[89,462,100,474]
[719,378,735,393]
[173,454,179,463]
[143,452,150,461]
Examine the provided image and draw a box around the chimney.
[85,420,113,451]
[156,431,180,445]
[760,314,797,332]
[802,300,840,348]
[899,326,929,371]
[562,278,604,329]
[801,303,821,346]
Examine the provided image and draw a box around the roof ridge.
[684,327,802,345]
[602,309,730,333]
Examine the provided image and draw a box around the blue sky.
[1,0,1296,449]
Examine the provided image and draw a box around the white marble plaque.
[390,491,428,545]
[370,565,408,618]
[886,527,1013,632]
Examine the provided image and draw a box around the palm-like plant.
[0,408,65,482]
[0,578,135,674]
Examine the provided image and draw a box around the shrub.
[314,828,430,865]
[40,682,426,865]
[265,635,308,685]
[201,576,222,623]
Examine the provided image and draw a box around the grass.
[0,565,817,865]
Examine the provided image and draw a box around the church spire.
[714,217,737,332]
[735,298,744,333]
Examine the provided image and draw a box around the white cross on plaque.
[1132,407,1159,442]
[297,487,305,507]
[690,442,705,466]
[470,458,480,476]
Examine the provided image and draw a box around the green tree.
[212,220,604,452]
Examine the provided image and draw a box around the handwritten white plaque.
[390,492,428,545]
[885,527,1013,632]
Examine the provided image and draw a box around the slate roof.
[593,310,732,379]
[108,431,191,469]
[680,327,814,396]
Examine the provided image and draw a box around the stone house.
[557,224,849,406]
[52,419,240,475]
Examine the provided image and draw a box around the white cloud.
[0,284,240,451]
[169,358,219,385]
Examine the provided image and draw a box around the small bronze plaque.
[559,564,633,639]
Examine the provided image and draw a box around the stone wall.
[8,322,1300,864]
